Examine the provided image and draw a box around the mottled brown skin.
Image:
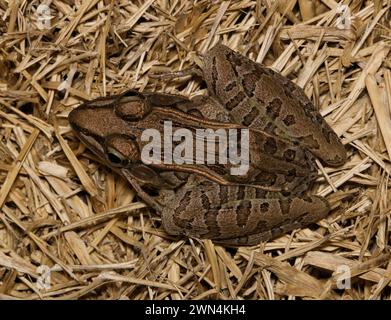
[69,90,316,193]
[203,44,346,166]
[69,44,346,246]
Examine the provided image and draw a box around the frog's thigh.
[216,195,330,245]
[161,186,330,246]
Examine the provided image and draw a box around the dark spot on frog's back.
[243,107,259,126]
[226,91,246,110]
[263,137,277,154]
[224,81,236,92]
[266,98,282,119]
[283,149,296,162]
[283,114,296,126]
[285,169,297,183]
[260,202,269,212]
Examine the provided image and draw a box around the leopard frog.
[69,44,346,245]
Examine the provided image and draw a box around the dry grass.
[0,0,391,300]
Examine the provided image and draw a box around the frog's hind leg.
[214,203,330,247]
[160,179,330,246]
[214,195,331,246]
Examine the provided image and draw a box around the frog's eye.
[115,90,151,121]
[105,134,140,167]
[106,148,126,167]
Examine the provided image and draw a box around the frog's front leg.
[158,175,330,246]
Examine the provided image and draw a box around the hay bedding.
[0,0,390,300]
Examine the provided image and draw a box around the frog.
[69,44,346,245]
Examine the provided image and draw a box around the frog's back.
[203,44,346,167]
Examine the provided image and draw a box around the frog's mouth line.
[71,128,106,163]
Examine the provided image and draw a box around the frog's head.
[69,90,181,190]
[69,90,149,169]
